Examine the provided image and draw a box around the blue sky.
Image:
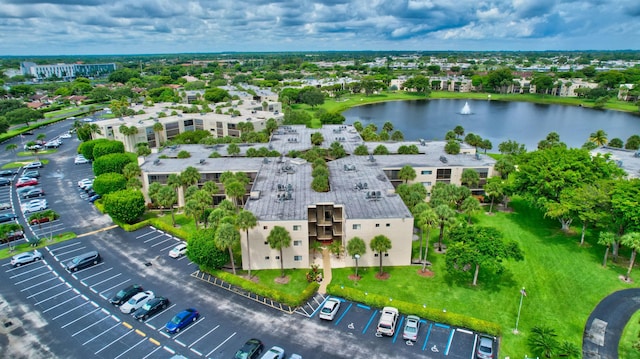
[1,0,638,55]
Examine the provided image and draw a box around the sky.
[1,0,639,56]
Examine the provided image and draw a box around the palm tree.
[453,125,465,139]
[528,326,559,358]
[434,204,456,251]
[267,226,292,278]
[621,232,640,281]
[461,196,481,224]
[88,123,102,139]
[346,237,366,278]
[167,173,182,201]
[180,166,201,190]
[370,235,392,276]
[589,129,608,147]
[415,206,437,267]
[152,122,164,147]
[225,181,246,207]
[119,125,138,152]
[382,121,394,132]
[215,223,241,275]
[236,210,257,278]
[398,165,416,184]
[5,144,17,153]
[156,185,177,226]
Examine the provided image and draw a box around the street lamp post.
[514,287,527,334]
[354,254,360,278]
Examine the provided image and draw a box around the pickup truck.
[376,306,399,336]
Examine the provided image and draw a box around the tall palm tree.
[236,210,257,278]
[215,223,241,275]
[415,205,438,266]
[225,181,246,207]
[621,232,640,281]
[434,204,456,251]
[346,237,366,278]
[156,185,177,226]
[370,235,392,276]
[589,129,608,147]
[598,232,617,268]
[267,226,292,278]
[119,125,138,152]
[88,123,102,140]
[152,122,164,147]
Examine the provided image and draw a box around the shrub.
[93,140,125,159]
[103,189,145,224]
[78,138,109,160]
[93,172,127,196]
[92,152,136,176]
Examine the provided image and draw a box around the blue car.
[165,308,199,333]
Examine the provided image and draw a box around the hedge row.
[326,284,502,336]
[207,268,320,308]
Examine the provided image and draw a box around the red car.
[30,216,52,225]
[16,178,38,188]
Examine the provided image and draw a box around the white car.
[59,133,72,139]
[0,202,11,210]
[169,243,187,258]
[74,157,90,164]
[319,298,341,321]
[23,161,43,169]
[22,199,48,213]
[78,178,93,188]
[259,346,285,359]
[10,250,43,267]
[120,290,154,314]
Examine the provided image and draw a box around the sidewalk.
[318,247,332,294]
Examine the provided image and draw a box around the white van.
[376,307,399,336]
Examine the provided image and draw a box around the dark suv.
[234,338,264,359]
[109,284,144,306]
[65,251,101,272]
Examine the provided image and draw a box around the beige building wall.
[242,220,311,271]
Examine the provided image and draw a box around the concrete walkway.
[583,288,640,359]
[318,248,332,294]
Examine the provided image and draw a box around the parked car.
[74,156,90,164]
[29,215,56,225]
[319,298,341,321]
[402,315,421,341]
[120,290,154,314]
[45,140,61,148]
[59,132,72,139]
[133,296,170,321]
[88,194,101,203]
[23,161,43,169]
[4,231,25,243]
[16,178,38,188]
[165,308,199,333]
[22,200,47,213]
[22,170,40,179]
[22,188,45,198]
[259,346,285,359]
[0,170,17,177]
[376,307,399,336]
[78,178,93,189]
[0,213,17,223]
[0,202,11,210]
[10,250,43,267]
[168,243,187,258]
[65,251,101,272]
[109,284,144,306]
[289,355,302,359]
[0,178,11,186]
[476,337,494,359]
[234,338,264,359]
[24,144,42,151]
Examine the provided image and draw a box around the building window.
[264,256,269,260]
[421,170,433,175]
[263,226,268,230]
[294,240,302,246]
[165,121,180,139]
[275,256,280,260]
[386,223,390,227]
[264,241,268,245]
[422,182,432,186]
[436,168,452,183]
[374,253,379,257]
[375,223,380,228]
[352,224,361,230]
[294,255,302,261]
[384,253,389,257]
[293,225,301,231]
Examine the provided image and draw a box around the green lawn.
[249,269,316,297]
[0,232,76,260]
[620,310,640,359]
[331,198,634,357]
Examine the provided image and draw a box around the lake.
[342,99,640,150]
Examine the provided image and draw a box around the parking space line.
[311,296,329,317]
[52,301,90,320]
[190,347,203,356]
[151,238,173,248]
[363,311,378,334]
[392,316,404,343]
[162,346,175,354]
[145,323,157,330]
[26,281,64,298]
[94,329,133,354]
[435,323,450,329]
[161,243,177,252]
[135,231,156,239]
[334,302,352,326]
[9,265,45,278]
[50,241,83,252]
[82,322,121,345]
[55,246,87,258]
[422,323,433,351]
[21,276,58,292]
[61,307,101,328]
[148,303,176,326]
[356,303,370,310]
[42,294,80,313]
[445,328,455,355]
[35,288,73,306]
[79,267,112,281]
[143,234,165,243]
[457,328,473,335]
[189,324,219,348]
[114,337,148,359]
[159,331,171,338]
[471,334,478,358]
[99,278,131,296]
[15,270,50,284]
[175,339,187,347]
[206,332,236,357]
[88,272,121,288]
[173,316,205,339]
[72,315,111,337]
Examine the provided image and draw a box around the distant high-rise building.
[20,61,116,80]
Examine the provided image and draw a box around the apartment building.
[20,61,116,80]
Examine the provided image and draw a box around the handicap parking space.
[313,297,485,358]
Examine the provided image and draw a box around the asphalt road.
[0,118,489,359]
[583,288,640,359]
